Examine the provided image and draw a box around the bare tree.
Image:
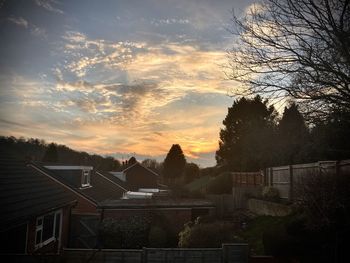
[227,0,350,116]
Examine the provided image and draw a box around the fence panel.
[265,159,350,200]
[63,248,142,263]
[145,248,222,263]
[62,244,249,263]
[271,166,290,199]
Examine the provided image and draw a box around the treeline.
[0,136,120,171]
[216,96,350,172]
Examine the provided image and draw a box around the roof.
[97,162,164,191]
[31,163,126,203]
[96,170,129,190]
[0,158,76,231]
[98,198,215,209]
[122,162,158,176]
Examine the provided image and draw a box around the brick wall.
[27,205,72,254]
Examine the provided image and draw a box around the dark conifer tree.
[216,96,277,171]
[163,144,186,183]
[278,103,309,165]
[128,156,137,165]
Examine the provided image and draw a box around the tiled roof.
[32,164,126,203]
[96,170,130,190]
[98,163,166,191]
[0,159,76,231]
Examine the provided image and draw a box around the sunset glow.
[0,0,254,166]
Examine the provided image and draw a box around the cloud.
[34,0,64,14]
[30,25,47,38]
[7,16,29,28]
[151,18,190,26]
[60,31,229,95]
[7,16,47,38]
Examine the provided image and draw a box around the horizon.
[0,0,255,167]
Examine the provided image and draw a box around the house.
[99,161,164,191]
[0,159,77,254]
[29,163,126,215]
[28,163,127,248]
[26,160,167,248]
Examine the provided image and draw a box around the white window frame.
[35,210,62,249]
[81,169,91,188]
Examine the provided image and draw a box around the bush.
[148,226,167,247]
[262,187,280,201]
[99,216,151,248]
[178,219,238,248]
[206,172,232,194]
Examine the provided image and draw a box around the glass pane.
[42,213,54,242]
[84,175,88,184]
[55,213,61,238]
[35,230,42,245]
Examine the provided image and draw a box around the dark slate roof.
[32,164,126,203]
[0,158,76,232]
[101,162,167,191]
[98,198,215,209]
[96,170,130,190]
[123,162,159,177]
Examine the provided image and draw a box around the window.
[81,170,91,187]
[35,210,62,249]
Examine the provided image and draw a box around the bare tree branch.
[227,0,350,117]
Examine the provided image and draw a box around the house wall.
[26,205,72,254]
[71,194,98,215]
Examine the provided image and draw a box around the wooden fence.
[62,243,249,263]
[232,172,264,186]
[265,159,350,200]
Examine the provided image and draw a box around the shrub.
[262,187,280,201]
[178,219,238,248]
[206,172,232,194]
[148,226,167,247]
[99,216,151,248]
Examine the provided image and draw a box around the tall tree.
[163,144,186,183]
[42,143,58,163]
[278,103,309,165]
[228,0,350,116]
[141,159,161,174]
[184,162,200,183]
[216,96,277,171]
[309,108,350,160]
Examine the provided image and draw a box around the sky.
[0,0,255,167]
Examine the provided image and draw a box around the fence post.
[270,168,273,186]
[289,165,293,201]
[142,247,147,263]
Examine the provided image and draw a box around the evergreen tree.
[309,108,350,161]
[184,163,200,183]
[163,144,186,183]
[42,143,58,163]
[278,103,309,165]
[128,156,137,165]
[216,96,277,171]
